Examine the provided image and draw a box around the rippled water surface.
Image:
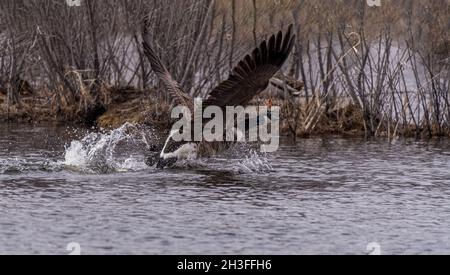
[1,124,450,255]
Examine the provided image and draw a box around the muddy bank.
[0,86,171,130]
[0,87,373,138]
[2,86,449,139]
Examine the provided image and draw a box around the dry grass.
[96,86,172,129]
[0,0,449,138]
[0,85,167,127]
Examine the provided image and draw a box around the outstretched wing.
[204,25,295,108]
[142,33,192,107]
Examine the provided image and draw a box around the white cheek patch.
[161,143,198,160]
[160,130,179,158]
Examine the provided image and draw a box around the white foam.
[62,123,151,174]
[61,123,273,175]
[234,150,273,174]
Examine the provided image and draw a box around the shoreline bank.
[2,91,450,140]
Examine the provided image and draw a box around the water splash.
[62,123,151,174]
[201,143,273,174]
[234,150,273,174]
[0,158,27,174]
[0,157,59,174]
[0,123,274,175]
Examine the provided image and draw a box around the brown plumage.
[203,25,295,108]
[142,31,192,109]
[142,24,295,109]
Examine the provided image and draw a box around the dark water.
[1,124,450,255]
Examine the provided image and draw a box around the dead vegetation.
[0,0,449,139]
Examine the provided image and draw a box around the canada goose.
[143,24,295,168]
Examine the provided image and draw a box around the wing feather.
[204,24,295,108]
[142,33,192,108]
